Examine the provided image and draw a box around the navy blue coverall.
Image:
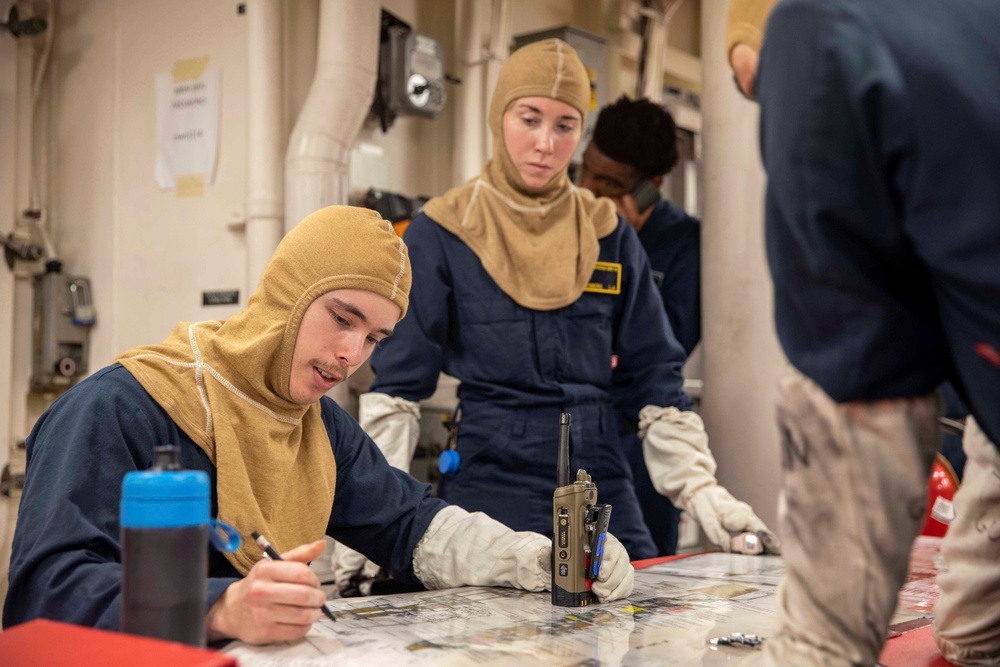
[370,212,692,561]
[639,199,701,358]
[3,365,445,631]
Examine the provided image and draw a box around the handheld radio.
[552,412,613,607]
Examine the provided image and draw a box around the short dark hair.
[591,96,679,178]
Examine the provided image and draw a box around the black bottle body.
[121,524,207,645]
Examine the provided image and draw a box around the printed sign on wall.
[155,57,220,197]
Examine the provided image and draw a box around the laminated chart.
[226,538,942,667]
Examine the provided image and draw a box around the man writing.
[3,206,634,644]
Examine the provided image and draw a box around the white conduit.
[284,0,379,234]
[245,0,284,297]
[452,0,510,183]
[485,0,511,161]
[1,0,39,618]
[14,0,35,226]
[638,0,685,103]
[453,0,489,184]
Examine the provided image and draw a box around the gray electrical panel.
[373,11,447,132]
[31,260,94,392]
[383,27,446,118]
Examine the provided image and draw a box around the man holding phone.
[579,96,700,357]
[579,96,701,555]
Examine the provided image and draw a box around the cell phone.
[631,178,660,213]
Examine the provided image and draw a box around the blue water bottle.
[120,444,239,646]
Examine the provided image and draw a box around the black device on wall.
[1,4,48,38]
[371,10,447,132]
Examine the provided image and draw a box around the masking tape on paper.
[172,56,210,83]
[175,174,205,198]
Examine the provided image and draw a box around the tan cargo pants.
[752,371,940,667]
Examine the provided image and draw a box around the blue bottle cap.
[438,449,460,475]
[121,469,210,529]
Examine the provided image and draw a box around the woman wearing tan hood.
[4,206,635,645]
[338,39,776,591]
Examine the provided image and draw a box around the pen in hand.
[251,531,338,623]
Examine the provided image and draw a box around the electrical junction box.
[384,27,446,118]
[373,11,446,131]
[31,261,94,392]
[382,26,446,118]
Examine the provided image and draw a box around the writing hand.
[205,539,327,644]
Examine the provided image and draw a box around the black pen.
[251,530,338,623]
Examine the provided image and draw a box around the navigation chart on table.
[225,538,942,666]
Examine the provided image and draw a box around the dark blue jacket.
[3,365,444,631]
[638,199,701,356]
[759,0,1000,447]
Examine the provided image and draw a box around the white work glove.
[412,506,634,602]
[358,392,421,471]
[332,392,421,595]
[594,533,635,602]
[639,405,780,554]
[538,532,635,603]
[331,542,382,597]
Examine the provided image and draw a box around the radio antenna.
[557,413,571,487]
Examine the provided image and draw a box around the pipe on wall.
[1,0,41,619]
[452,0,509,184]
[13,0,35,230]
[484,0,511,160]
[636,0,686,103]
[245,0,285,297]
[452,0,490,184]
[284,0,379,235]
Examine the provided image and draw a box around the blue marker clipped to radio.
[586,503,613,579]
[120,444,240,647]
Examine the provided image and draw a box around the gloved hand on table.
[537,532,634,602]
[412,505,634,602]
[332,543,383,597]
[639,405,780,554]
[336,392,635,601]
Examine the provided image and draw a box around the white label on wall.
[155,58,220,193]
